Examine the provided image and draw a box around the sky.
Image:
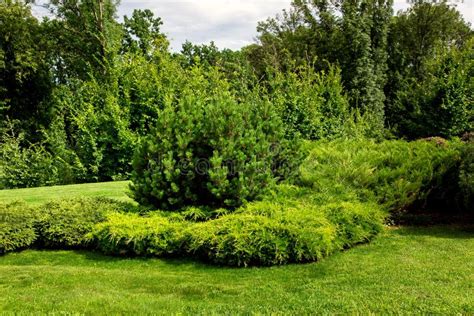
[32,0,474,51]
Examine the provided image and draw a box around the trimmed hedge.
[0,197,134,254]
[0,201,37,254]
[90,212,188,256]
[36,198,127,248]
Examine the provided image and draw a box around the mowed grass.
[0,182,473,313]
[0,181,133,205]
[0,227,472,314]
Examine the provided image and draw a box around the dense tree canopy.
[0,0,472,189]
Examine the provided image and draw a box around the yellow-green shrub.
[0,201,37,253]
[36,198,130,248]
[89,212,188,256]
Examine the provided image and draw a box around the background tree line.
[0,0,472,189]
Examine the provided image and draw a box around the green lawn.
[1,182,473,313]
[0,226,472,314]
[0,181,133,205]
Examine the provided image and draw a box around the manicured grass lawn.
[1,182,473,313]
[1,226,473,314]
[0,181,133,205]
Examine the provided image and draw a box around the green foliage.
[299,138,462,212]
[267,64,349,140]
[121,9,168,56]
[36,197,127,248]
[131,67,298,210]
[0,196,137,254]
[0,201,37,253]
[389,40,474,138]
[187,199,383,266]
[253,0,393,135]
[385,2,472,138]
[2,0,472,188]
[89,212,187,256]
[87,193,384,266]
[0,0,52,139]
[0,125,65,189]
[2,138,462,266]
[44,77,136,182]
[178,42,257,102]
[45,0,123,81]
[459,136,474,210]
[340,0,392,133]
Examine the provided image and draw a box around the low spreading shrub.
[0,201,37,253]
[187,213,329,266]
[186,198,384,266]
[86,185,384,266]
[89,212,188,256]
[299,138,462,212]
[36,198,130,248]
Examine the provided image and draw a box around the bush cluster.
[299,138,463,212]
[2,139,466,266]
[91,212,188,256]
[187,199,384,266]
[0,201,37,253]
[87,194,384,266]
[267,65,349,140]
[36,198,128,248]
[131,68,300,210]
[0,130,66,189]
[0,198,129,253]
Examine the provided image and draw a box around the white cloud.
[33,0,474,51]
[116,0,292,51]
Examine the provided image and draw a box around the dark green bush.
[268,65,349,140]
[36,197,128,248]
[131,67,299,210]
[0,129,63,189]
[459,137,474,210]
[299,138,462,212]
[89,212,188,256]
[389,40,473,139]
[0,201,37,253]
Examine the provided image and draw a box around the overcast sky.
[33,0,474,51]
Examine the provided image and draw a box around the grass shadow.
[72,249,228,270]
[393,225,474,239]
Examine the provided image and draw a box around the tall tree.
[121,9,168,57]
[252,0,393,133]
[44,0,122,81]
[385,0,473,137]
[340,0,393,132]
[0,0,52,138]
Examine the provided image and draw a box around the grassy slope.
[0,182,473,313]
[0,227,472,314]
[0,181,133,205]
